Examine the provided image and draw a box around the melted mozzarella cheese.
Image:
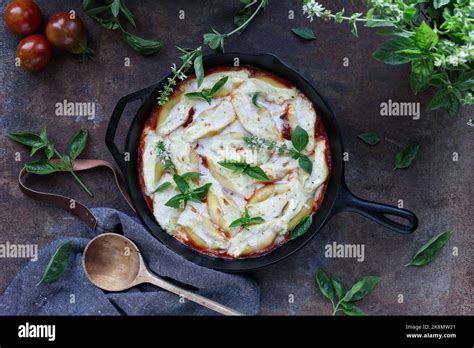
[142,129,164,195]
[237,78,297,105]
[152,173,181,232]
[186,70,249,97]
[166,128,199,175]
[303,139,329,192]
[184,100,236,142]
[156,97,195,136]
[259,154,299,181]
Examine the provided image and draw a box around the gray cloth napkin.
[0,208,260,315]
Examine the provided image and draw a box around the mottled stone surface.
[0,0,472,315]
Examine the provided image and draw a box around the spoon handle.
[145,273,243,316]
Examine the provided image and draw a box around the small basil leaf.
[290,214,313,240]
[68,128,88,160]
[414,22,438,51]
[245,165,270,182]
[203,31,225,52]
[218,161,247,174]
[433,0,450,8]
[173,174,189,193]
[298,154,313,174]
[350,276,380,301]
[372,37,416,65]
[252,92,262,107]
[30,142,47,157]
[357,132,380,145]
[210,76,229,96]
[234,6,253,33]
[315,270,334,302]
[165,194,188,209]
[331,275,345,300]
[153,182,172,193]
[229,218,247,228]
[25,160,64,175]
[181,172,203,181]
[248,216,265,225]
[341,302,367,316]
[291,27,316,40]
[45,143,55,160]
[36,241,72,286]
[192,183,212,200]
[342,276,380,302]
[122,32,163,55]
[405,229,453,267]
[394,143,420,169]
[111,0,120,17]
[7,132,41,147]
[291,126,309,152]
[194,53,204,87]
[119,1,136,26]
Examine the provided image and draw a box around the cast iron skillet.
[106,53,418,272]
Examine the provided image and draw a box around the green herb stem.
[54,150,93,197]
[225,0,266,37]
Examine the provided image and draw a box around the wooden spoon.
[82,233,242,316]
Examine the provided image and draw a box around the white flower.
[434,56,445,67]
[302,0,326,22]
[447,55,459,66]
[467,117,474,127]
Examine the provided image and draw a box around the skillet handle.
[332,183,418,234]
[105,85,156,173]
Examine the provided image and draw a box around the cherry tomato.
[4,0,41,36]
[16,34,52,72]
[46,12,91,60]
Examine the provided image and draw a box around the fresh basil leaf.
[350,276,380,301]
[36,241,72,285]
[341,276,380,302]
[30,142,47,157]
[358,132,380,145]
[373,37,416,65]
[394,143,420,169]
[153,182,171,193]
[229,217,247,228]
[403,7,417,22]
[111,0,120,17]
[291,126,309,152]
[192,183,212,200]
[82,0,93,10]
[428,88,461,116]
[243,207,250,219]
[7,132,41,147]
[25,160,64,175]
[290,214,313,240]
[315,270,334,302]
[433,0,450,9]
[248,216,265,225]
[405,229,453,267]
[203,30,225,52]
[122,32,163,55]
[244,165,270,182]
[252,92,262,107]
[45,143,55,160]
[181,172,203,181]
[119,1,136,27]
[173,174,189,193]
[298,154,313,174]
[165,193,188,209]
[291,27,316,40]
[341,302,367,316]
[218,161,247,174]
[414,22,438,51]
[411,58,434,94]
[234,6,253,33]
[68,128,88,160]
[454,71,474,91]
[194,53,204,87]
[331,275,345,300]
[184,92,206,102]
[84,5,110,16]
[39,127,47,143]
[210,76,229,96]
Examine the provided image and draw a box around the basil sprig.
[405,229,453,267]
[316,270,380,316]
[229,208,265,230]
[185,76,229,104]
[7,127,93,196]
[218,160,270,182]
[394,143,420,169]
[83,0,163,55]
[289,215,313,240]
[164,172,211,209]
[36,241,72,286]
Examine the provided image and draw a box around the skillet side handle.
[332,184,418,234]
[105,85,156,173]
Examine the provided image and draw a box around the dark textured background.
[0,0,472,315]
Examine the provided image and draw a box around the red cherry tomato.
[46,12,90,59]
[3,0,41,36]
[16,34,52,72]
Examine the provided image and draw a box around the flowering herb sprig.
[243,126,313,174]
[156,140,175,173]
[157,0,269,105]
[302,0,474,119]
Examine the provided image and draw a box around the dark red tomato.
[16,34,51,72]
[46,12,89,57]
[3,0,41,36]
